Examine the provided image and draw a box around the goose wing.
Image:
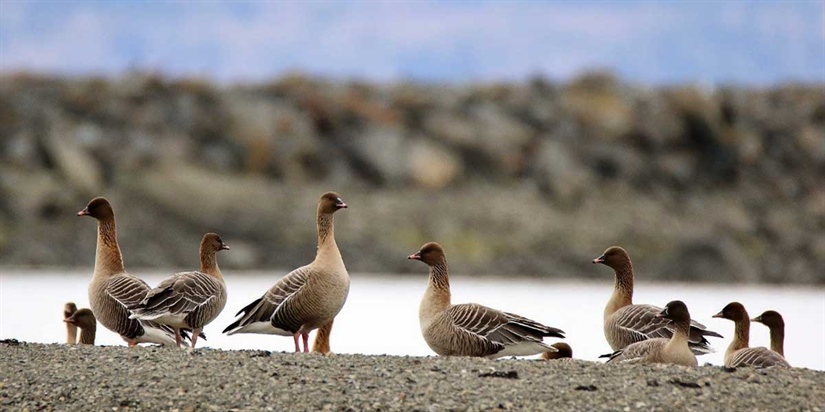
[223,266,310,334]
[730,347,790,368]
[606,339,666,364]
[447,304,564,347]
[132,271,222,320]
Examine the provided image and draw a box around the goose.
[541,342,573,360]
[713,302,790,368]
[129,233,230,349]
[593,246,722,354]
[223,192,350,353]
[64,302,78,345]
[311,319,333,354]
[408,242,565,358]
[78,197,184,347]
[64,308,97,345]
[604,300,697,366]
[751,310,785,357]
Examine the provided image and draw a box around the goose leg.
[174,329,182,348]
[293,333,301,352]
[190,328,201,349]
[302,333,309,353]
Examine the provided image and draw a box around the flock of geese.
[62,192,791,369]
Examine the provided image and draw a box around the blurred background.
[1,1,822,283]
[1,1,824,367]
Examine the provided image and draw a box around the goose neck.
[94,218,125,277]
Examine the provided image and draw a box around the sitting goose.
[130,233,230,349]
[751,310,785,357]
[408,242,565,358]
[78,197,182,347]
[541,342,573,360]
[311,319,334,354]
[64,308,97,345]
[64,302,78,345]
[223,192,350,353]
[593,246,722,354]
[604,300,697,366]
[713,302,790,368]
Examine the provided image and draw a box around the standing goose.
[64,308,97,345]
[713,302,790,368]
[64,302,79,345]
[751,310,785,357]
[604,300,698,366]
[223,192,350,353]
[130,233,230,349]
[541,342,573,360]
[593,246,722,354]
[408,242,565,358]
[78,197,181,347]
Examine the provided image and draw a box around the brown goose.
[408,242,565,358]
[64,302,78,345]
[311,319,333,354]
[751,310,785,357]
[78,197,181,347]
[223,192,350,353]
[64,308,97,345]
[605,300,698,366]
[713,302,790,368]
[541,342,573,360]
[594,246,722,354]
[130,233,230,349]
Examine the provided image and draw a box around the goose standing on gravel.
[64,308,97,345]
[64,302,79,345]
[593,246,722,354]
[751,310,786,357]
[78,197,181,347]
[223,192,350,353]
[604,300,698,366]
[713,302,790,368]
[408,242,565,358]
[130,233,230,349]
[541,342,573,360]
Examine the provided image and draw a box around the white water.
[1,270,823,370]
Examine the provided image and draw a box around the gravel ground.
[1,340,823,412]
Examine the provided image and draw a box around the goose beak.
[655,308,668,319]
[335,198,348,209]
[76,208,89,216]
[63,318,75,324]
[221,244,231,251]
[750,316,761,322]
[592,255,605,264]
[407,252,421,261]
[712,311,724,318]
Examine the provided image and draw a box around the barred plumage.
[130,233,230,349]
[714,302,791,368]
[410,242,565,358]
[605,300,698,366]
[223,192,350,353]
[594,246,722,354]
[79,196,186,347]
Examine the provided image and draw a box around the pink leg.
[127,341,137,347]
[175,329,182,348]
[302,333,309,353]
[190,328,201,349]
[293,333,301,352]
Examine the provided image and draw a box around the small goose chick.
[605,300,698,366]
[130,233,230,349]
[542,342,573,360]
[751,310,785,357]
[223,192,350,353]
[713,302,790,368]
[64,302,78,345]
[408,242,565,358]
[594,246,722,354]
[64,308,97,345]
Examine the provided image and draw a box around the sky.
[0,1,823,85]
